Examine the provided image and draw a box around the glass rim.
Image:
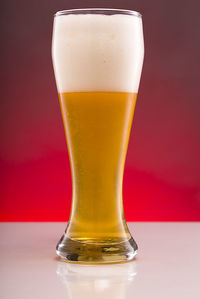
[55,8,142,18]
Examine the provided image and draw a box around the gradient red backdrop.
[0,0,200,221]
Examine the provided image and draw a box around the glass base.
[56,235,138,264]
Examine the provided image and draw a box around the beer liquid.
[59,92,137,244]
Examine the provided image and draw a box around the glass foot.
[56,235,138,264]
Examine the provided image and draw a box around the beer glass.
[52,8,144,263]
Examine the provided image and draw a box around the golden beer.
[59,92,137,241]
[52,9,144,263]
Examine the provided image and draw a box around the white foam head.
[52,12,144,93]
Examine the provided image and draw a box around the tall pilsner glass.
[52,8,144,263]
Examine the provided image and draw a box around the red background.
[0,0,200,221]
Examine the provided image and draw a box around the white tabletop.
[0,222,199,299]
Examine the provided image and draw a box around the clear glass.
[52,8,144,263]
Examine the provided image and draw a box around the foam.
[52,14,144,93]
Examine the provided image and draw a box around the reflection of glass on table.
[56,261,137,299]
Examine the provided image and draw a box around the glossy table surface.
[0,222,199,299]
